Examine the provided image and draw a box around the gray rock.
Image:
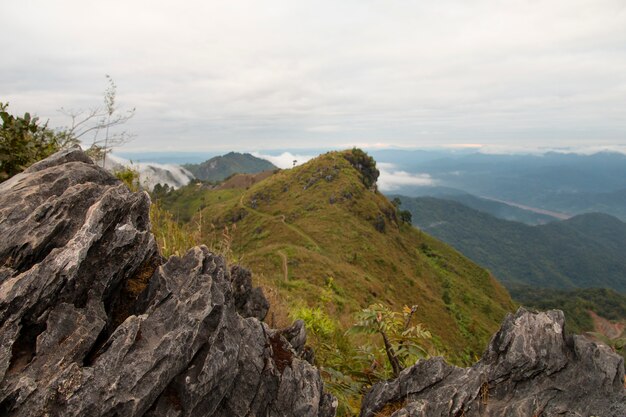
[230,265,269,321]
[0,148,335,417]
[360,308,626,417]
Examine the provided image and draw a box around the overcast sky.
[2,0,626,153]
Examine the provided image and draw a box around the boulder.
[0,148,336,417]
[360,308,626,417]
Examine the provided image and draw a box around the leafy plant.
[0,102,76,181]
[350,303,431,378]
[114,167,140,191]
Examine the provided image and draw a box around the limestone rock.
[360,308,626,417]
[0,148,335,417]
[230,265,269,321]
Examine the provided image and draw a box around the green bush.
[0,102,74,181]
[342,148,380,189]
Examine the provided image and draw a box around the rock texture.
[360,308,626,417]
[0,148,336,417]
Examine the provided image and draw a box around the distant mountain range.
[375,150,626,222]
[183,152,276,182]
[115,149,626,221]
[399,196,626,292]
[391,190,559,225]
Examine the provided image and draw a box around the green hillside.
[388,191,558,225]
[162,150,514,358]
[510,286,626,333]
[157,150,519,414]
[400,196,626,292]
[183,151,276,182]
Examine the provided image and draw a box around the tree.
[399,209,412,224]
[59,75,135,166]
[342,148,380,189]
[350,303,431,378]
[0,102,77,181]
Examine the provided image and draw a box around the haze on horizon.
[2,0,626,153]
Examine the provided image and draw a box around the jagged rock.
[230,265,269,321]
[0,148,336,417]
[276,320,307,355]
[360,308,626,417]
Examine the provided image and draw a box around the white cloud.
[252,152,315,169]
[107,154,194,190]
[377,163,435,191]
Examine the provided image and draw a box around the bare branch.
[56,76,135,166]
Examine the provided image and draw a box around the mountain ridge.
[400,196,626,292]
[163,150,516,360]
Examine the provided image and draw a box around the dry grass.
[374,400,406,417]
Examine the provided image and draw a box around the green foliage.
[290,306,337,339]
[342,148,379,189]
[391,197,412,224]
[114,167,140,191]
[0,102,75,181]
[350,303,431,377]
[398,210,412,224]
[401,196,626,292]
[510,286,626,333]
[152,183,172,200]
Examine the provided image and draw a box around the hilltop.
[183,151,276,182]
[400,196,626,292]
[162,150,515,361]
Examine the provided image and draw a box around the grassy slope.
[166,151,515,360]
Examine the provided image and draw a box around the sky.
[2,0,626,153]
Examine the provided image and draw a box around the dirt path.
[589,310,625,339]
[277,250,288,281]
[238,194,321,251]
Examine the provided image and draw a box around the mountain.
[376,150,626,221]
[388,191,559,225]
[183,152,276,182]
[400,196,626,292]
[162,150,515,362]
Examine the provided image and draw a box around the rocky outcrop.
[0,148,336,417]
[360,308,626,417]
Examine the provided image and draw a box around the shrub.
[0,102,76,181]
[342,148,380,189]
